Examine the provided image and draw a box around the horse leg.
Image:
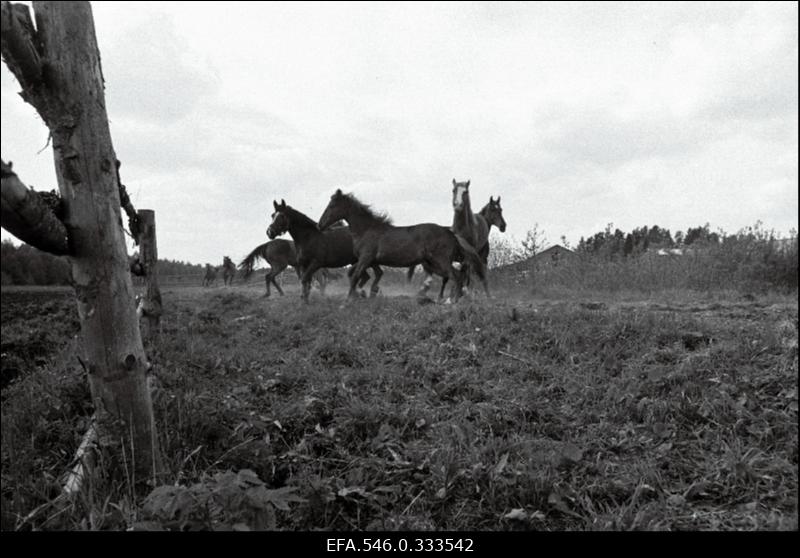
[348,260,370,299]
[480,250,491,298]
[468,254,490,298]
[300,263,320,303]
[272,275,285,296]
[423,263,448,300]
[269,264,287,297]
[368,265,383,297]
[447,262,465,303]
[354,268,370,297]
[477,264,490,298]
[318,271,327,296]
[416,265,429,298]
[461,262,472,295]
[479,244,490,267]
[264,272,271,297]
[426,257,463,303]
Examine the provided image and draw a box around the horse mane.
[282,204,320,231]
[342,193,393,226]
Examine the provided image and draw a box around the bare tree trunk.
[137,209,163,339]
[1,1,160,477]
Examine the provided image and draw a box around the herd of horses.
[202,256,236,287]
[207,179,506,303]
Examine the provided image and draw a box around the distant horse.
[239,238,333,297]
[410,179,506,297]
[222,256,237,286]
[268,200,380,303]
[318,189,488,301]
[202,263,218,287]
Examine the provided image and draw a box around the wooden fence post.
[1,0,161,477]
[136,209,162,338]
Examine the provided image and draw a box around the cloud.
[101,12,220,124]
[536,108,707,170]
[655,2,798,121]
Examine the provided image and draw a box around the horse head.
[483,195,507,232]
[318,188,347,230]
[452,178,471,211]
[267,199,290,239]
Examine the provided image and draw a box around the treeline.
[1,240,70,285]
[490,221,798,293]
[0,239,205,285]
[155,258,205,277]
[572,222,797,290]
[576,223,722,258]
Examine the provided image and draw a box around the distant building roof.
[533,244,575,260]
[500,244,575,271]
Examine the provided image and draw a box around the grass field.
[1,280,797,531]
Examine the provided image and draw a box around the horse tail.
[406,265,417,283]
[239,242,271,279]
[455,235,488,282]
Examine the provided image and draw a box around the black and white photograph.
[1,1,797,536]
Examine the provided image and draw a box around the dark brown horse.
[318,189,488,301]
[202,263,217,287]
[222,256,237,286]
[239,238,333,297]
[268,200,379,302]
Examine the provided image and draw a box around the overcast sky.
[1,1,797,265]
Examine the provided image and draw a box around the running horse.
[318,189,488,301]
[239,238,334,297]
[202,263,218,287]
[222,256,237,286]
[267,200,379,303]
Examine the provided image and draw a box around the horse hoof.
[444,298,453,305]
